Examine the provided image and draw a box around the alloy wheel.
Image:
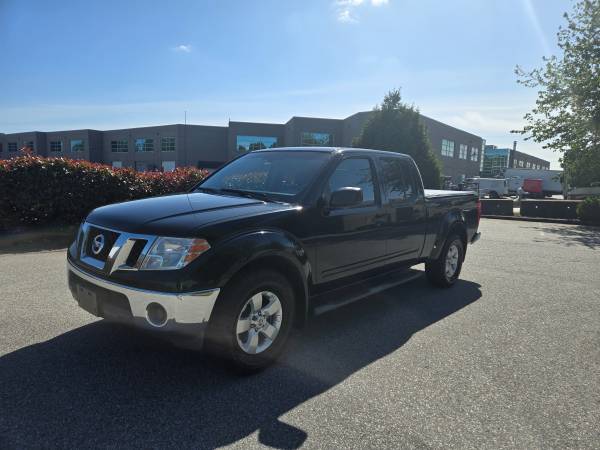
[236,291,283,354]
[445,243,460,280]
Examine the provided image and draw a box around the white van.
[465,178,508,198]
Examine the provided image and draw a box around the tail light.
[476,198,482,224]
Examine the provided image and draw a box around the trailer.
[505,168,563,196]
[465,177,508,198]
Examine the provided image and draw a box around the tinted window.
[301,132,333,146]
[379,157,417,202]
[327,158,375,205]
[198,151,331,200]
[236,136,278,156]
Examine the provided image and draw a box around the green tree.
[515,0,600,187]
[353,89,442,188]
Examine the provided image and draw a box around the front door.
[314,157,387,283]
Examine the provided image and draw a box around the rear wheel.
[425,234,464,288]
[205,269,295,372]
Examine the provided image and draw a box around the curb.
[481,215,598,226]
[0,226,77,253]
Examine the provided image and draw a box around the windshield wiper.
[219,188,270,201]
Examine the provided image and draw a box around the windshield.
[196,151,331,202]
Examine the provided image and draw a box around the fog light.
[146,302,168,327]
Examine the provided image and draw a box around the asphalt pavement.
[1,219,599,449]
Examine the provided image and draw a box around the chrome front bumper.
[67,260,220,335]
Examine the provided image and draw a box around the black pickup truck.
[68,147,481,370]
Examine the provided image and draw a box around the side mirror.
[330,187,363,208]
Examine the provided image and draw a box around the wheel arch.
[213,230,311,328]
[430,212,468,261]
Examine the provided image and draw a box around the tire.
[425,234,464,288]
[205,269,295,372]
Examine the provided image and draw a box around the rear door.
[377,156,427,263]
[314,156,387,282]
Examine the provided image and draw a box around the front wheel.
[205,269,295,372]
[425,234,464,288]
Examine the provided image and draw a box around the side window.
[379,157,418,202]
[327,158,375,206]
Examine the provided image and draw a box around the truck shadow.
[0,276,481,449]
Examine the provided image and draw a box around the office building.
[1,111,485,182]
[481,144,550,177]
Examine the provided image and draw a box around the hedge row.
[577,197,600,224]
[0,156,208,230]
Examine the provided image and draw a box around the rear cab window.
[378,156,419,203]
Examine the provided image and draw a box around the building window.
[135,138,154,152]
[8,142,17,152]
[161,137,176,152]
[236,135,278,155]
[459,144,468,159]
[441,139,455,157]
[49,141,63,152]
[162,161,176,172]
[470,147,478,162]
[24,141,34,151]
[112,161,123,169]
[300,132,332,146]
[70,139,84,152]
[111,140,128,153]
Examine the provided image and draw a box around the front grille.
[126,239,148,267]
[77,222,156,274]
[84,226,120,262]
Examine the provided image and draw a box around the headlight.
[140,237,210,270]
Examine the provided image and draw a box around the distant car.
[67,147,481,371]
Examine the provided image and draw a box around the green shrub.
[0,156,208,230]
[577,197,600,224]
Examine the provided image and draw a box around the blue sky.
[0,0,571,167]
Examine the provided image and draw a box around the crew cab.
[67,147,481,370]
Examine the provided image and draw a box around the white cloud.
[172,44,192,53]
[337,9,359,23]
[334,0,388,23]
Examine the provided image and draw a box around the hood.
[86,192,292,236]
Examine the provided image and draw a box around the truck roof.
[254,146,411,158]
